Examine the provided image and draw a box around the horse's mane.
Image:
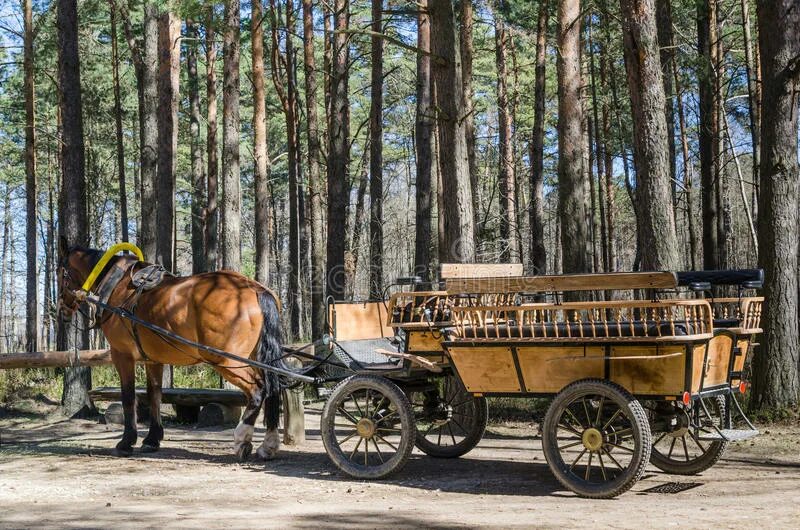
[67,245,104,269]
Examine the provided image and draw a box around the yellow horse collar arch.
[81,242,144,292]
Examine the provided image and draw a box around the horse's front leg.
[142,363,165,452]
[111,350,137,456]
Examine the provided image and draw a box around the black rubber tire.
[412,375,488,458]
[650,396,728,475]
[321,375,416,480]
[542,379,651,499]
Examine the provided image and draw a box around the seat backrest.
[439,263,524,280]
[329,301,394,341]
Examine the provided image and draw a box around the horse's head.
[57,236,100,322]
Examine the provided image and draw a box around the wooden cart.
[314,266,762,499]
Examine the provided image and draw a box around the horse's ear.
[58,236,69,259]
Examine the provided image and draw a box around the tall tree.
[529,0,548,274]
[252,0,269,285]
[495,6,519,263]
[740,0,760,212]
[619,0,680,271]
[429,0,475,263]
[23,0,37,352]
[302,0,325,338]
[269,0,302,337]
[368,0,384,299]
[57,0,94,417]
[221,0,241,271]
[110,1,129,244]
[205,10,219,271]
[140,2,159,262]
[557,0,588,273]
[752,0,799,408]
[655,0,676,205]
[326,0,350,299]
[156,11,180,271]
[460,0,480,242]
[697,0,720,270]
[187,19,206,274]
[414,0,433,281]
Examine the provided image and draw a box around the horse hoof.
[236,441,253,462]
[114,447,133,457]
[256,446,278,461]
[141,443,160,454]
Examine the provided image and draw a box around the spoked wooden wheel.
[411,374,488,458]
[321,375,415,479]
[649,396,728,475]
[542,379,651,499]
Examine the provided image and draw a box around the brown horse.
[57,237,283,461]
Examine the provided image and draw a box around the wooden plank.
[0,349,113,369]
[446,271,678,294]
[517,346,604,393]
[89,386,248,407]
[329,301,394,341]
[609,345,686,395]
[439,263,523,279]
[446,346,521,393]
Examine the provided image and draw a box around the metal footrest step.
[698,428,759,442]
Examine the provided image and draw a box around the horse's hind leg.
[110,351,137,456]
[216,366,261,461]
[257,392,281,461]
[142,363,165,452]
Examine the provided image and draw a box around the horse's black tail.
[257,290,282,430]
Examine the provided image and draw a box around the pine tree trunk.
[205,12,219,271]
[414,0,434,281]
[740,0,760,219]
[221,0,241,271]
[140,2,159,262]
[620,0,680,272]
[286,0,302,338]
[429,0,475,263]
[57,0,94,417]
[752,0,799,409]
[655,0,676,207]
[495,9,519,263]
[588,20,608,273]
[326,0,350,300]
[529,0,548,275]
[302,0,326,339]
[252,0,270,284]
[557,0,588,274]
[368,0,384,299]
[673,53,698,270]
[697,0,719,270]
[460,0,480,245]
[156,11,179,271]
[188,19,207,274]
[110,2,129,244]
[24,0,37,352]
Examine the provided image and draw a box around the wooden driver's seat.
[326,300,402,369]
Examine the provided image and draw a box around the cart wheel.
[411,375,488,458]
[542,379,651,499]
[321,375,415,479]
[649,396,728,475]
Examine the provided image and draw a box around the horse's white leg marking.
[233,422,254,451]
[256,428,280,460]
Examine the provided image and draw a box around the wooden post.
[281,356,305,445]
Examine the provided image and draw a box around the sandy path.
[1,408,799,529]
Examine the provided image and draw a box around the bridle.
[57,254,91,322]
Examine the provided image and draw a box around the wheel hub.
[665,408,690,438]
[582,427,604,451]
[356,418,376,439]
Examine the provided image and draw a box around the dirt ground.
[1,402,799,529]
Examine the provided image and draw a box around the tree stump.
[198,402,241,427]
[104,402,124,425]
[282,386,306,445]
